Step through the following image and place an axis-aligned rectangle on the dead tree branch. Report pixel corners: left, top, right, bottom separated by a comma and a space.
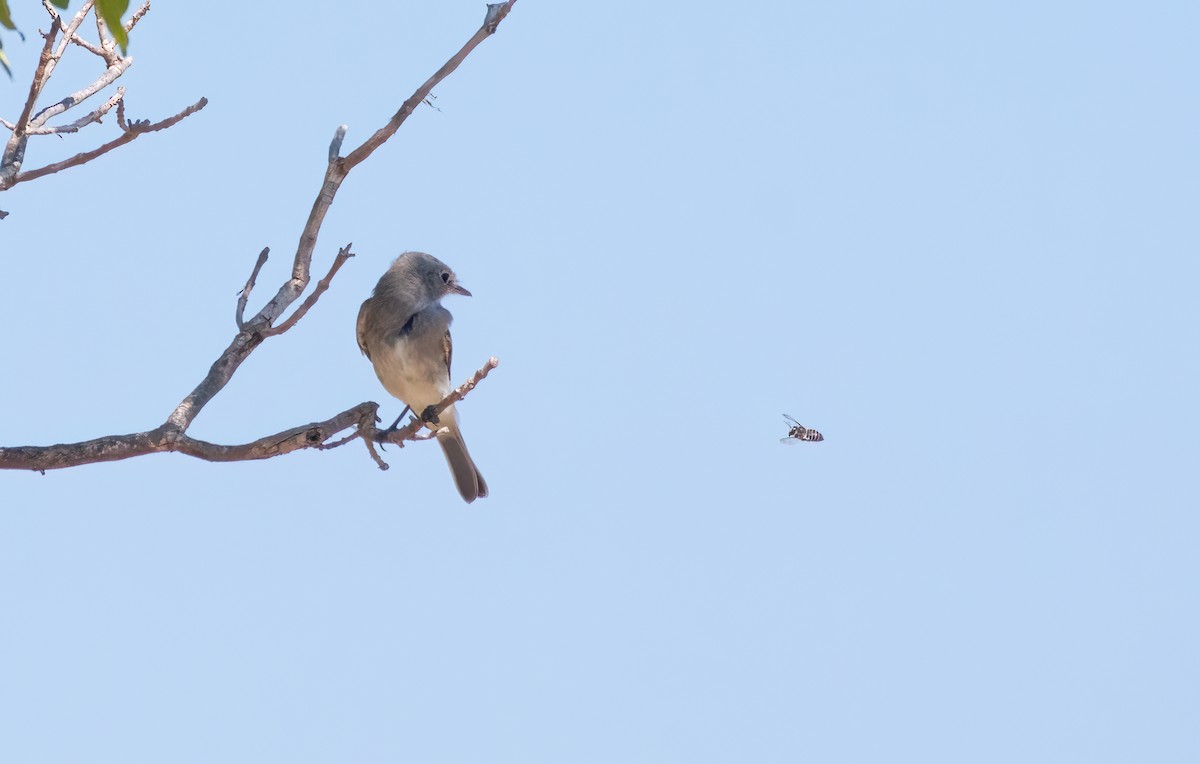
342, 1, 517, 171
10, 96, 208, 185
0, 1, 204, 200
0, 2, 516, 472
0, 16, 60, 182
236, 248, 272, 331
17, 87, 126, 135
260, 244, 356, 338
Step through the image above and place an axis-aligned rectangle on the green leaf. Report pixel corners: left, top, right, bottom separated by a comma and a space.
0, 0, 16, 31
0, 0, 9, 80
95, 0, 129, 53
49, 0, 70, 8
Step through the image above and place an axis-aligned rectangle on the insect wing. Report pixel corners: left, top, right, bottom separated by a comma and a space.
781, 414, 824, 444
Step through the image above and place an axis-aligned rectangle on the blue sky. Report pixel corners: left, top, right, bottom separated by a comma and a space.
2, 2, 1198, 762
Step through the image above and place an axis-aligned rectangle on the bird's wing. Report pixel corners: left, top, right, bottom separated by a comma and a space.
442, 328, 454, 383
356, 300, 372, 360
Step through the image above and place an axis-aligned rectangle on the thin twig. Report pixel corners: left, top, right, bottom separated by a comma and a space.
10, 97, 207, 186
236, 247, 270, 330
64, 30, 106, 58
23, 87, 123, 135
356, 406, 389, 470
28, 56, 132, 129
316, 430, 362, 451
115, 96, 129, 130
94, 4, 109, 51
47, 0, 106, 60
124, 1, 150, 32
13, 120, 135, 182
260, 244, 355, 337
341, 0, 517, 172
328, 124, 346, 162
45, 1, 97, 71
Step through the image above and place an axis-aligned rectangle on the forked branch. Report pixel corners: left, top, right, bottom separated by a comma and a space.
0, 1, 204, 198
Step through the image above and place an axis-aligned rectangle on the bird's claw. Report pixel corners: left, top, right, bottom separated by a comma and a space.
420, 405, 440, 425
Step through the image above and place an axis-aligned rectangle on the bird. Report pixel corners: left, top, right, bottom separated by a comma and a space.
357, 251, 488, 503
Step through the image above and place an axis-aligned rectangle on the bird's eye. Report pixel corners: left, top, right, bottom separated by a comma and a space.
441, 271, 451, 283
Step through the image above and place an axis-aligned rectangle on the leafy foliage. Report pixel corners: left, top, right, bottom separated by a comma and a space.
0, 0, 132, 77
0, 0, 18, 77
95, 0, 127, 52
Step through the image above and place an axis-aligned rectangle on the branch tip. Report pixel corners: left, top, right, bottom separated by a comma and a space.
329, 124, 347, 162
236, 247, 270, 329
484, 1, 517, 32
124, 2, 151, 33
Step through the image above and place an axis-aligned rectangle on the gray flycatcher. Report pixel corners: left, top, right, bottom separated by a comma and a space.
357, 251, 488, 503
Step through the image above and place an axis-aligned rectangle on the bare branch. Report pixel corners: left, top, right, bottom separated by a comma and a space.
341, 0, 517, 172
0, 404, 380, 472
261, 244, 355, 337
94, 4, 110, 51
45, 1, 97, 70
250, 149, 345, 329
28, 56, 132, 129
47, 0, 106, 60
10, 124, 134, 184
236, 248, 271, 330
15, 18, 61, 133
124, 1, 151, 33
0, 17, 61, 182
484, 1, 517, 33
1, 2, 176, 197
329, 123, 347, 162
356, 407, 390, 470
21, 87, 124, 135
64, 30, 106, 58
170, 406, 374, 462
9, 96, 207, 186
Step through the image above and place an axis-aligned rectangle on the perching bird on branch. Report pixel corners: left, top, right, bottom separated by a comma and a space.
358, 252, 488, 503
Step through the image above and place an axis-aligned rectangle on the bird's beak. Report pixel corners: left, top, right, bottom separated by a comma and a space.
452, 283, 473, 297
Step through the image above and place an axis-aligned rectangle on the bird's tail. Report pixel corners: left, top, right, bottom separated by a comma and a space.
437, 422, 488, 504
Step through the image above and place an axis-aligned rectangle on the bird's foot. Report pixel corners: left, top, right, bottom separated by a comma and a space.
420, 405, 440, 425
377, 405, 413, 450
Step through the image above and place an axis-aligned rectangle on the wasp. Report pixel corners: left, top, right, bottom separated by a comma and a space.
781, 414, 824, 444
